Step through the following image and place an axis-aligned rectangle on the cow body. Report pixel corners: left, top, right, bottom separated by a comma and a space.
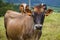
4, 10, 42, 40
4, 3, 53, 40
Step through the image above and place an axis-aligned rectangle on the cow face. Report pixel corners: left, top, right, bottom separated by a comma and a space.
33, 6, 45, 30
33, 4, 53, 30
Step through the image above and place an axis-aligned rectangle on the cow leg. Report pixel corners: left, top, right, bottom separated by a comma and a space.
5, 31, 10, 40
5, 30, 11, 40
6, 30, 9, 40
4, 18, 10, 40
6, 34, 11, 40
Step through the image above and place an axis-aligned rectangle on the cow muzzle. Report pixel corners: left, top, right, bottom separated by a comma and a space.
34, 24, 42, 30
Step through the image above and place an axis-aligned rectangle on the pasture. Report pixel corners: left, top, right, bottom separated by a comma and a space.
0, 12, 60, 40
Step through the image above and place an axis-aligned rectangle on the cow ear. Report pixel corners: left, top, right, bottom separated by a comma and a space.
45, 9, 53, 16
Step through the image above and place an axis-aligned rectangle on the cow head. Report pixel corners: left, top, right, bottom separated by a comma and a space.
33, 4, 53, 30
33, 5, 44, 30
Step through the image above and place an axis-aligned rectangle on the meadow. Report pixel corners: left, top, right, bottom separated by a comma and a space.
0, 12, 60, 40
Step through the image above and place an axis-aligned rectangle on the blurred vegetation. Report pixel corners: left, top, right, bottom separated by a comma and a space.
0, 0, 19, 17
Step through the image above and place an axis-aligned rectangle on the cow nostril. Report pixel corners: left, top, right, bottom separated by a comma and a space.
36, 26, 42, 30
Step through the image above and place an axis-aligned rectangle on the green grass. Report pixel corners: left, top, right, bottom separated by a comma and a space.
0, 12, 60, 40
40, 12, 60, 40
0, 17, 7, 40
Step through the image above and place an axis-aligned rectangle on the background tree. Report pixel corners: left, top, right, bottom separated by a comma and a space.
0, 0, 19, 17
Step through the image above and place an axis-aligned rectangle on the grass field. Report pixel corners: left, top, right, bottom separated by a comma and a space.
0, 12, 60, 40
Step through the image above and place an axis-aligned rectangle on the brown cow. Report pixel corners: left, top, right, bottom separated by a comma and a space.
4, 10, 42, 40
4, 4, 53, 40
